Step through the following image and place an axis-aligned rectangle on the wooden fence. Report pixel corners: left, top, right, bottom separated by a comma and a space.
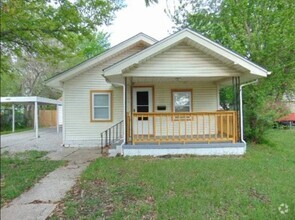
39, 110, 57, 127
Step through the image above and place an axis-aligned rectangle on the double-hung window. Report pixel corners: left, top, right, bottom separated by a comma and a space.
90, 90, 112, 121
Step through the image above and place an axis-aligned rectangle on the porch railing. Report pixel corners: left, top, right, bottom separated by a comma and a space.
100, 120, 124, 151
129, 111, 238, 144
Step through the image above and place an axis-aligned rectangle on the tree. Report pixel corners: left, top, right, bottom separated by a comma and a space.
169, 0, 295, 142
145, 0, 159, 7
0, 0, 124, 74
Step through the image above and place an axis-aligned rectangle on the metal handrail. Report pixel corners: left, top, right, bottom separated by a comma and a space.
100, 120, 124, 151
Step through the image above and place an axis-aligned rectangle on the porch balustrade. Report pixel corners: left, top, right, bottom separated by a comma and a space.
127, 111, 238, 144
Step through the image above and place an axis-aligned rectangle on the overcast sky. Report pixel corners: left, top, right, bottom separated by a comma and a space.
104, 0, 175, 46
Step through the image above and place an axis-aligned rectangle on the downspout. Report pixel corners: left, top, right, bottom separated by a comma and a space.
239, 79, 258, 148
103, 75, 126, 155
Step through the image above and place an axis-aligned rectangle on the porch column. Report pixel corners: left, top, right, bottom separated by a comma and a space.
12, 104, 15, 132
125, 77, 128, 143
232, 76, 240, 141
56, 104, 59, 133
34, 101, 39, 138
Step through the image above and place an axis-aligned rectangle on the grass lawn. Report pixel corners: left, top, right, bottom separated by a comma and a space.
51, 129, 295, 219
0, 151, 65, 207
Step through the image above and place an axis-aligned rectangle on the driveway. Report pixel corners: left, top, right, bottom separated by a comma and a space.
0, 128, 62, 152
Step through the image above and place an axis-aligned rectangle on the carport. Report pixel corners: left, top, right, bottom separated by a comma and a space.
1, 96, 62, 138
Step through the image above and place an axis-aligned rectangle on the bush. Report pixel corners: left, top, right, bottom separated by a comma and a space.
0, 108, 28, 132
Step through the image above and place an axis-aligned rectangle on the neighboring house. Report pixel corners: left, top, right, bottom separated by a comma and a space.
283, 93, 295, 112
47, 29, 270, 156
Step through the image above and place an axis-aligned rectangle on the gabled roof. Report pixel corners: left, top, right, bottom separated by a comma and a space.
46, 33, 157, 89
103, 29, 271, 80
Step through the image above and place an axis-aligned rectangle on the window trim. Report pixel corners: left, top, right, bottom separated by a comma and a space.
90, 90, 113, 122
171, 89, 193, 113
171, 89, 193, 121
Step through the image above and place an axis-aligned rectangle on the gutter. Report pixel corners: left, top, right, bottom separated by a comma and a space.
103, 75, 126, 155
239, 79, 258, 148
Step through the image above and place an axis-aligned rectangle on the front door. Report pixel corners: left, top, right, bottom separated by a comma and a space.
133, 87, 153, 135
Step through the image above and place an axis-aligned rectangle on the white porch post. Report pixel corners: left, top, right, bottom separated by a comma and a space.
12, 104, 15, 132
56, 105, 59, 133
34, 101, 39, 138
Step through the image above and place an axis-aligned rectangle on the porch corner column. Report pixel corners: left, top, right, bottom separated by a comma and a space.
125, 77, 128, 144
56, 104, 60, 133
34, 101, 39, 138
12, 104, 15, 132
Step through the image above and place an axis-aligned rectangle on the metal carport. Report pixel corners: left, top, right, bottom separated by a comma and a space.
0, 96, 62, 138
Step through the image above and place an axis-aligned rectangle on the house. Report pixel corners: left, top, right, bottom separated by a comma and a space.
283, 92, 295, 112
46, 29, 270, 156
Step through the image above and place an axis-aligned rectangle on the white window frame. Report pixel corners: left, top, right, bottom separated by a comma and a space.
172, 90, 192, 113
90, 90, 112, 122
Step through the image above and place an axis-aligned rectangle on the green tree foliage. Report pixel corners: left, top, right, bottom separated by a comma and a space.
0, 0, 123, 98
145, 0, 158, 7
168, 0, 295, 142
0, 0, 124, 74
0, 0, 122, 131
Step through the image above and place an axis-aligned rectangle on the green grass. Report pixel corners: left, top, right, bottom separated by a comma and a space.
51, 129, 295, 219
0, 127, 33, 135
0, 151, 65, 207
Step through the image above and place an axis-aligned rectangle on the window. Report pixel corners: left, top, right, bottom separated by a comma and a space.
90, 90, 112, 121
172, 90, 192, 112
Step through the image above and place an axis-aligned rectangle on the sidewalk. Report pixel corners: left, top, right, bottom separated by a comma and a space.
1, 147, 101, 220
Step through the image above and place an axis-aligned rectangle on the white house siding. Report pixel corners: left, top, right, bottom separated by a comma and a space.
128, 81, 218, 137
124, 41, 239, 77
63, 44, 148, 147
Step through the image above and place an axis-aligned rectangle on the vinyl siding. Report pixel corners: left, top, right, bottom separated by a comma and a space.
63, 44, 147, 147
124, 42, 238, 77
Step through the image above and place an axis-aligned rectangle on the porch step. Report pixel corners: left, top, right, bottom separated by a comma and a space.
107, 140, 124, 157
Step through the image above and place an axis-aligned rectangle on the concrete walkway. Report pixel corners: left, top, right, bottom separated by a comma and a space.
1, 147, 101, 220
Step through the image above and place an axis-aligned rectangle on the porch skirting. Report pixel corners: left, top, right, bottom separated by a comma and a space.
122, 142, 246, 156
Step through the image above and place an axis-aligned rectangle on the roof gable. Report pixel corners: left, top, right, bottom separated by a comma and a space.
124, 41, 240, 78
103, 29, 270, 78
46, 33, 157, 89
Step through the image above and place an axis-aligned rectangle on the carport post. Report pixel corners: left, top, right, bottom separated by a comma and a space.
56, 104, 59, 133
34, 101, 39, 138
12, 104, 15, 132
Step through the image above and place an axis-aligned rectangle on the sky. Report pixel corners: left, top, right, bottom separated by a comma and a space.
104, 0, 175, 46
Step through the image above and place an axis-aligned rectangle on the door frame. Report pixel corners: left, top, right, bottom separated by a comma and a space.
131, 85, 155, 136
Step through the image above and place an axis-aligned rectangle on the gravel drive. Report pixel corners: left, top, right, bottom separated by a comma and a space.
1, 128, 62, 153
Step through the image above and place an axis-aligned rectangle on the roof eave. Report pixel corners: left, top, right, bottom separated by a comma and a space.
46, 33, 158, 87
103, 28, 270, 78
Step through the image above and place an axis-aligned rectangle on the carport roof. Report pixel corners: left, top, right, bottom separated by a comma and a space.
1, 96, 62, 105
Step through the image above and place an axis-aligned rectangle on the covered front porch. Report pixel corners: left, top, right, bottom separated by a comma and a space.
103, 77, 244, 156
121, 75, 241, 152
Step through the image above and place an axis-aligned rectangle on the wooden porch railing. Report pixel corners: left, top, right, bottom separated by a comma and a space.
128, 111, 238, 144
